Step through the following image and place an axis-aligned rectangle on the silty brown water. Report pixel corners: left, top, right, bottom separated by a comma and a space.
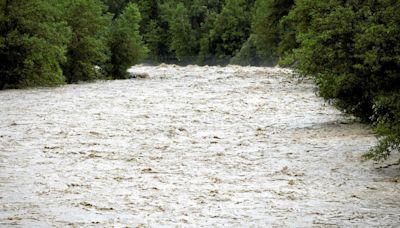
0, 64, 399, 227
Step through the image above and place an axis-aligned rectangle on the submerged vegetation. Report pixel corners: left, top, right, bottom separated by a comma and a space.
0, 0, 399, 160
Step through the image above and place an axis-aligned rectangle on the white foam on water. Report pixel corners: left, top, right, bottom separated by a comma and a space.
0, 65, 399, 227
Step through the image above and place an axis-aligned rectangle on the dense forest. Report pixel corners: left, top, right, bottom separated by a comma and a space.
0, 0, 399, 160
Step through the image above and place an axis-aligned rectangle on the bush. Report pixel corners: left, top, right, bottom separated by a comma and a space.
282, 0, 400, 160
0, 0, 70, 89
107, 3, 147, 79
62, 0, 111, 83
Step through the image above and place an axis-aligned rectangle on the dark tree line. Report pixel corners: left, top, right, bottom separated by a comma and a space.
0, 0, 145, 89
0, 0, 399, 159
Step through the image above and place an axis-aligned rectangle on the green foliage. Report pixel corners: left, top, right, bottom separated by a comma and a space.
198, 11, 218, 64
168, 3, 196, 62
252, 0, 294, 64
108, 3, 147, 79
282, 0, 400, 159
62, 0, 111, 83
101, 0, 129, 17
105, 0, 256, 65
0, 0, 71, 89
230, 34, 266, 66
364, 93, 400, 160
138, 0, 172, 62
209, 0, 251, 63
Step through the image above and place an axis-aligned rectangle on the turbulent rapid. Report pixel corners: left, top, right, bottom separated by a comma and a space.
0, 65, 399, 226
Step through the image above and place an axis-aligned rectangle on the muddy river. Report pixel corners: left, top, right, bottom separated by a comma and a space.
0, 65, 399, 227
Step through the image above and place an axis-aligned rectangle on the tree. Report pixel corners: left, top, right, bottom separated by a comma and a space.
0, 0, 71, 89
101, 0, 130, 18
209, 0, 251, 63
142, 20, 164, 62
230, 34, 265, 66
168, 3, 196, 62
198, 11, 219, 64
137, 0, 172, 62
62, 0, 111, 83
283, 0, 400, 159
252, 0, 294, 64
355, 0, 400, 159
108, 3, 147, 79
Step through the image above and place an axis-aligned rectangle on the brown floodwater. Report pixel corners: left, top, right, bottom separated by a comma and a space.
0, 65, 399, 227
